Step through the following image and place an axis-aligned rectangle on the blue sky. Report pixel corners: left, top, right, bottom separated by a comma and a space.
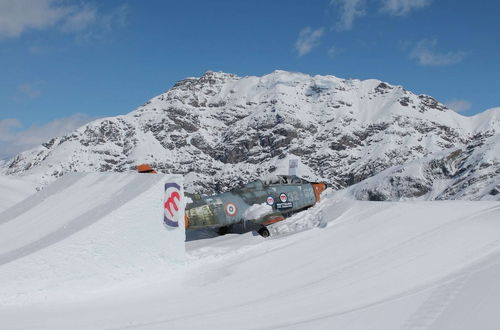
0, 0, 499, 158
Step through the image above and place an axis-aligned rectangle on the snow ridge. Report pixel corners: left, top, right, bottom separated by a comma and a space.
2, 70, 499, 200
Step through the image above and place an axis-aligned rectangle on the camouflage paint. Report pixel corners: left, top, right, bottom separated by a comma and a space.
185, 176, 324, 229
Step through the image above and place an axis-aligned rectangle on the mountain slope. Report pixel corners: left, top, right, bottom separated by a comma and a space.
2, 192, 500, 329
347, 132, 500, 201
0, 174, 36, 212
2, 71, 499, 198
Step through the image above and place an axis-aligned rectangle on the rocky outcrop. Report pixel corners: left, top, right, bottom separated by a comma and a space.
2, 71, 499, 199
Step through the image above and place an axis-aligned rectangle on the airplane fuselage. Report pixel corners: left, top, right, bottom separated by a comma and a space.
185, 176, 327, 229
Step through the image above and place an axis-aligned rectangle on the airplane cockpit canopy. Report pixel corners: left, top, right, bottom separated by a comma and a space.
262, 175, 310, 185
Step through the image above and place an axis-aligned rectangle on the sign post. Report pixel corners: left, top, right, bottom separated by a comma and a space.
289, 159, 299, 176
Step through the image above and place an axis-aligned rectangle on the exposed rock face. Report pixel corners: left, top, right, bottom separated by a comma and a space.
348, 132, 500, 201
2, 70, 499, 200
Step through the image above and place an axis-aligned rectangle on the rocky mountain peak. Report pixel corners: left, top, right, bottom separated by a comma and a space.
2, 71, 499, 200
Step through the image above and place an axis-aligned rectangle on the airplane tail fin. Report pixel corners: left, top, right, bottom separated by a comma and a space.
312, 183, 328, 202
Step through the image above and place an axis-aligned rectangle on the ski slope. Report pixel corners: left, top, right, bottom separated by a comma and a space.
1, 179, 500, 329
0, 172, 185, 305
0, 174, 36, 212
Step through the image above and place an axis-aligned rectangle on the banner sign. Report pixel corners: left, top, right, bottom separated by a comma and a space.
164, 182, 182, 228
289, 159, 299, 176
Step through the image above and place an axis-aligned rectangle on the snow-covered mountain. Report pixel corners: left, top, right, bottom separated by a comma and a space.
347, 132, 500, 201
2, 70, 499, 199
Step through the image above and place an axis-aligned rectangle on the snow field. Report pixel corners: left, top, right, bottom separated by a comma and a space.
1, 182, 500, 329
180, 198, 500, 330
0, 173, 185, 305
0, 174, 36, 212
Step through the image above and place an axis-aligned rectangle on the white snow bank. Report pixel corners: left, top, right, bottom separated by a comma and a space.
242, 202, 273, 220
0, 174, 37, 213
0, 172, 186, 305
2, 189, 500, 330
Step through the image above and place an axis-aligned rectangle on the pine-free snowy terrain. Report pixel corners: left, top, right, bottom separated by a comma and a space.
1, 176, 499, 330
0, 174, 36, 212
0, 173, 185, 305
3, 71, 499, 200
1, 70, 498, 329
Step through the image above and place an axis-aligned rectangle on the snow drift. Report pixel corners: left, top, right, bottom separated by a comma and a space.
2, 190, 500, 329
0, 174, 36, 212
0, 172, 185, 304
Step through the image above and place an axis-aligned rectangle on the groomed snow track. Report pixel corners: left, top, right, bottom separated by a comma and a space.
1, 180, 500, 329
0, 172, 185, 304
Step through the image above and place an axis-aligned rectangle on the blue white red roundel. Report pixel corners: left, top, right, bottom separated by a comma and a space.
279, 193, 288, 203
266, 196, 274, 205
225, 202, 238, 216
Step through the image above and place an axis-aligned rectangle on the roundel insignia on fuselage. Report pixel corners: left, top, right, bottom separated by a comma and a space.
225, 202, 238, 216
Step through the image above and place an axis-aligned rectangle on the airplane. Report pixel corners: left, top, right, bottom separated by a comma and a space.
137, 164, 327, 237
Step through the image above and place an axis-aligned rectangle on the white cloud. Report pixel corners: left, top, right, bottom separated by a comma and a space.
0, 0, 66, 39
295, 27, 324, 56
330, 0, 366, 31
328, 45, 338, 58
329, 0, 430, 32
74, 4, 129, 43
445, 100, 472, 113
0, 0, 128, 41
0, 114, 94, 159
16, 82, 44, 99
410, 39, 466, 66
101, 4, 129, 31
380, 0, 431, 16
0, 119, 22, 139
60, 4, 97, 33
